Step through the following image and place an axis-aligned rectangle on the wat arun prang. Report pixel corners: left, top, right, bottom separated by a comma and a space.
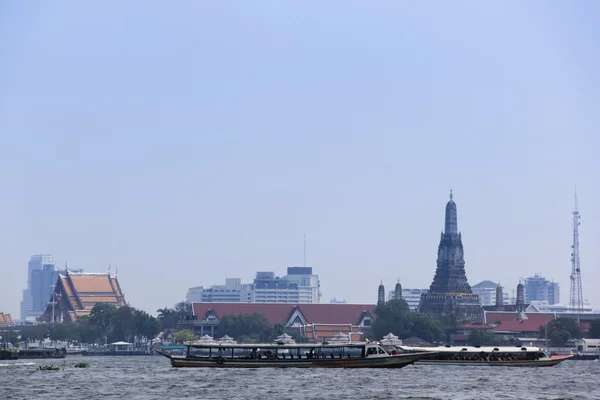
418, 191, 483, 322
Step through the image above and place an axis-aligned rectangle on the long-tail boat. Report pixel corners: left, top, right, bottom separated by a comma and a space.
155, 341, 434, 368
389, 345, 573, 367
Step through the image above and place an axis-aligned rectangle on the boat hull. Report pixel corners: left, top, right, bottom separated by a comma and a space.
163, 351, 428, 369
415, 354, 573, 367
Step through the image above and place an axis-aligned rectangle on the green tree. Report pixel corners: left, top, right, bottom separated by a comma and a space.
74, 316, 101, 344
540, 318, 581, 346
274, 324, 285, 336
110, 306, 136, 342
411, 314, 444, 343
173, 330, 197, 344
157, 301, 190, 330
220, 313, 274, 342
174, 302, 192, 316
48, 323, 72, 343
133, 311, 160, 342
90, 303, 117, 333
468, 329, 500, 346
19, 324, 49, 343
369, 299, 413, 340
290, 332, 309, 343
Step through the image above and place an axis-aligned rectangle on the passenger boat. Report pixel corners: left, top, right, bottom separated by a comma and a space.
155, 341, 435, 368
389, 345, 573, 367
17, 347, 67, 359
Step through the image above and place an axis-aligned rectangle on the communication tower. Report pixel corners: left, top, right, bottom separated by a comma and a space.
569, 189, 583, 312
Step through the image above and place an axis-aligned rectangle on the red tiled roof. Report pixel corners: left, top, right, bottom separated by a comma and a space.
484, 312, 555, 325
192, 303, 295, 324
298, 304, 376, 325
492, 316, 555, 333
191, 303, 377, 326
458, 322, 493, 330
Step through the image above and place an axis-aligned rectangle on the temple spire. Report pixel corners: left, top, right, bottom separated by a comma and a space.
444, 190, 458, 234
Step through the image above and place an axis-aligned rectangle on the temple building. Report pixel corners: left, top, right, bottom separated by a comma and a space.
38, 271, 126, 323
181, 303, 376, 342
0, 312, 13, 328
418, 191, 483, 321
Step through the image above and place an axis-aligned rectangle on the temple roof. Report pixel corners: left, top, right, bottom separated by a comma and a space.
192, 303, 376, 326
40, 271, 126, 321
0, 312, 13, 327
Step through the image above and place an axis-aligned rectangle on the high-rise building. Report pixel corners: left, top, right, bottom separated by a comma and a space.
523, 274, 560, 305
185, 267, 321, 304
20, 254, 54, 321
472, 281, 510, 306
186, 278, 253, 303
418, 192, 483, 321
20, 254, 84, 322
279, 267, 321, 303
389, 288, 429, 311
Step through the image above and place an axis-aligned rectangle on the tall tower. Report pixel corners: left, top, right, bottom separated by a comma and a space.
569, 189, 583, 312
418, 191, 482, 321
516, 282, 525, 312
394, 281, 402, 301
495, 283, 504, 310
378, 282, 386, 305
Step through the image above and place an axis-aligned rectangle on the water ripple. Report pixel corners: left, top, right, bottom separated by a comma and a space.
0, 357, 596, 399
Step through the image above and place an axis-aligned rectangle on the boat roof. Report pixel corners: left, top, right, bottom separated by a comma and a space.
397, 345, 545, 353
185, 341, 381, 349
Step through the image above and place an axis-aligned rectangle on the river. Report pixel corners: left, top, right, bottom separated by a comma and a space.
1, 356, 597, 399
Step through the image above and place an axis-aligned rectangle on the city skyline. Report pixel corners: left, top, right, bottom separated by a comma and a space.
1, 2, 599, 318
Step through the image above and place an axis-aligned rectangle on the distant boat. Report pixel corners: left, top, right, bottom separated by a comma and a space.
155, 341, 434, 368
17, 348, 67, 359
390, 345, 573, 367
82, 341, 152, 356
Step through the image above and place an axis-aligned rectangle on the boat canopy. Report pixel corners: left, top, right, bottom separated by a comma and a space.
185, 342, 384, 350
398, 345, 546, 354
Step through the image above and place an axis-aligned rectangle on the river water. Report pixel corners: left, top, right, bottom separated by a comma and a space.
0, 356, 598, 399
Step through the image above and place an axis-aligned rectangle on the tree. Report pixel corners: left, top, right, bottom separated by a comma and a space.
19, 324, 49, 343
75, 316, 101, 344
220, 313, 274, 342
157, 301, 191, 330
290, 332, 309, 343
590, 319, 600, 338
411, 314, 444, 343
110, 306, 136, 342
540, 318, 581, 346
469, 329, 500, 346
90, 304, 117, 333
174, 302, 192, 316
369, 299, 414, 340
134, 311, 161, 342
48, 323, 72, 343
173, 330, 196, 344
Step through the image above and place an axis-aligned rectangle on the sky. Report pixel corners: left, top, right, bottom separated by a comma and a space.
1, 1, 599, 318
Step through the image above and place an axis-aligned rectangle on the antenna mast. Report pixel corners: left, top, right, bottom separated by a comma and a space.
569, 188, 583, 313
303, 234, 307, 267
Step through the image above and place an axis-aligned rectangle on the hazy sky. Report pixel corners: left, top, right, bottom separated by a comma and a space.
1, 1, 599, 318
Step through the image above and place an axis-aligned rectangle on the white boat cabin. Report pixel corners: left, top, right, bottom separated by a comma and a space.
184, 342, 392, 360
394, 345, 550, 361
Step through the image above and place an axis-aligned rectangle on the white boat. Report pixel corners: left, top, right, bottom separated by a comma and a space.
389, 345, 573, 367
